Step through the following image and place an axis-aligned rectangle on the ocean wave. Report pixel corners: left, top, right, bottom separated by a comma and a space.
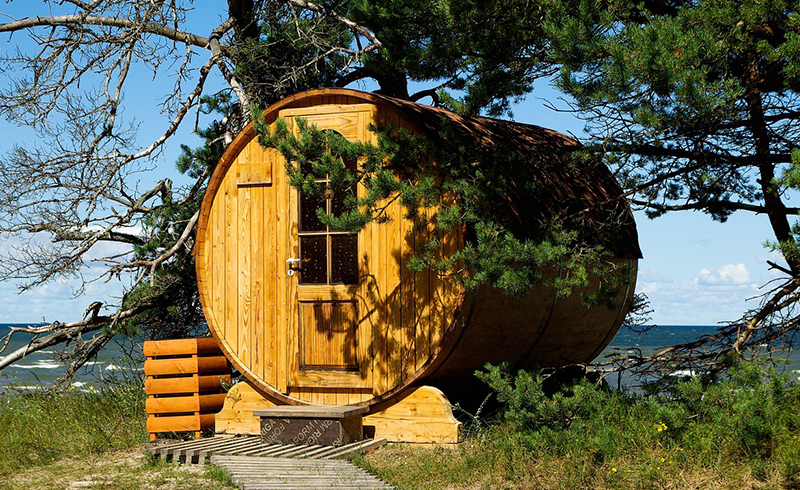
14, 361, 62, 370
103, 364, 142, 371
2, 385, 45, 392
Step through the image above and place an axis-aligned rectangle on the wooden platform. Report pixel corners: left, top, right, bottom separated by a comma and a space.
148, 436, 387, 465
211, 455, 395, 490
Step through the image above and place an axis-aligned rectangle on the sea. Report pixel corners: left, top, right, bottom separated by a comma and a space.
0, 324, 144, 392
0, 323, 798, 393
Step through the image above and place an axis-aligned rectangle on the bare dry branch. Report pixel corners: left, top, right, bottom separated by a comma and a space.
0, 15, 211, 49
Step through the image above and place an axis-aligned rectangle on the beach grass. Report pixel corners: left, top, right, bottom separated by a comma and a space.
0, 382, 147, 474
0, 381, 239, 490
1, 360, 798, 489
362, 361, 800, 489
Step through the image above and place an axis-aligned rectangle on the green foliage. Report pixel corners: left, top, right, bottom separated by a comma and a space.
233, 3, 355, 107
255, 113, 628, 300
364, 362, 800, 490
0, 383, 146, 474
543, 0, 800, 264
478, 361, 800, 468
347, 0, 557, 115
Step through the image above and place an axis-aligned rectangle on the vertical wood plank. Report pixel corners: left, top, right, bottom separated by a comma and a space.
238, 177, 251, 368
415, 205, 432, 370
386, 110, 403, 392
264, 149, 278, 387
211, 181, 225, 336
357, 109, 374, 398
224, 169, 239, 356
286, 117, 300, 389
275, 124, 289, 394
371, 108, 388, 396
251, 183, 264, 382
400, 189, 416, 381
440, 193, 461, 346
429, 200, 445, 351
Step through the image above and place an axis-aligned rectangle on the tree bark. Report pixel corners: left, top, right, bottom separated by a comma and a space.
745, 59, 799, 274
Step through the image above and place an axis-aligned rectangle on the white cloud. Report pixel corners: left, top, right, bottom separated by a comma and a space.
696, 263, 751, 285
635, 263, 765, 325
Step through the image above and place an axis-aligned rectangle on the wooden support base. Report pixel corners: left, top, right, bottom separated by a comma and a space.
215, 381, 461, 444
215, 381, 279, 435
364, 386, 462, 444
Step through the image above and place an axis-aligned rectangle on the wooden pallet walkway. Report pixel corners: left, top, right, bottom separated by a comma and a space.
148, 436, 387, 464
211, 455, 395, 490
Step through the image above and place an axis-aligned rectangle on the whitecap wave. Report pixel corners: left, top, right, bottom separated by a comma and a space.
15, 361, 62, 370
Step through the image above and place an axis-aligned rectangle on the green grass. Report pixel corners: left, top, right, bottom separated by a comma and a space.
3, 360, 799, 489
0, 382, 238, 490
0, 382, 147, 474
362, 361, 800, 490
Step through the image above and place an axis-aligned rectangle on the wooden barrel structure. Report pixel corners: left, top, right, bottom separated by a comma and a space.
194, 88, 641, 410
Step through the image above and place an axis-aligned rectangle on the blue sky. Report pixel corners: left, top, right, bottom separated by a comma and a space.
0, 2, 787, 326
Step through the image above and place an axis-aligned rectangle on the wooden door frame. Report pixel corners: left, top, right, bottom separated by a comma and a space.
279, 105, 378, 392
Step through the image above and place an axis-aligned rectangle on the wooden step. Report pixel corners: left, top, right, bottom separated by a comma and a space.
254, 405, 369, 446
148, 436, 387, 465
211, 455, 395, 490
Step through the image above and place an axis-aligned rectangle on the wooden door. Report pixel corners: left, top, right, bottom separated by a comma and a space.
279, 104, 377, 392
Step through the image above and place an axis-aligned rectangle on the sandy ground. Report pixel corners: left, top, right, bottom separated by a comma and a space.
1, 446, 234, 490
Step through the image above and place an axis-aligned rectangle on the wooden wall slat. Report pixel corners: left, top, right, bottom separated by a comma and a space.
358, 109, 376, 403
430, 203, 445, 350
211, 173, 225, 337
386, 108, 403, 392
401, 188, 416, 380
224, 166, 239, 356
238, 174, 252, 368
286, 137, 300, 390
415, 207, 432, 370
251, 182, 264, 382
275, 134, 289, 393
264, 148, 278, 387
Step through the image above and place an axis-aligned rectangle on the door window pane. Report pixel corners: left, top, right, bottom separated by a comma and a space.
299, 236, 327, 284
330, 187, 355, 220
299, 192, 326, 232
331, 235, 359, 285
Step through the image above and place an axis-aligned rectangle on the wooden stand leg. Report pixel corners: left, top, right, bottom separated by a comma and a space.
364, 386, 462, 444
215, 380, 279, 436
214, 381, 462, 444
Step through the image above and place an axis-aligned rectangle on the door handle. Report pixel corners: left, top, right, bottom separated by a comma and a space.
286, 258, 303, 277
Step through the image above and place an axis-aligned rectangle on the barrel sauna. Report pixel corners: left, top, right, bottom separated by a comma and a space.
194, 88, 641, 412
